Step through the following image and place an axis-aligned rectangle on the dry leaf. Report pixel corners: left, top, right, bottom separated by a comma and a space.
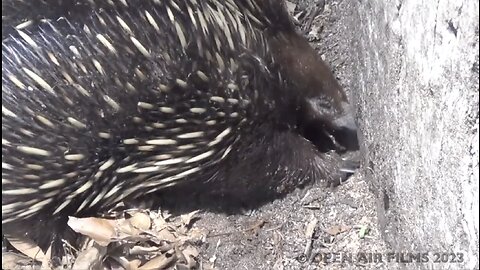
181, 245, 199, 268
157, 227, 178, 243
129, 212, 152, 230
139, 251, 176, 270
128, 258, 142, 270
245, 220, 267, 236
117, 218, 142, 236
68, 216, 116, 246
180, 210, 201, 228
129, 245, 162, 256
72, 245, 106, 270
151, 213, 168, 228
5, 236, 47, 262
324, 224, 351, 236
2, 252, 36, 269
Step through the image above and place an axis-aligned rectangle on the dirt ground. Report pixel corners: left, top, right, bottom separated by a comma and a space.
195, 174, 389, 270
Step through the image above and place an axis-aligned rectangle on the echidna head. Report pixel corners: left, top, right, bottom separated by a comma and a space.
240, 0, 359, 155
268, 30, 359, 156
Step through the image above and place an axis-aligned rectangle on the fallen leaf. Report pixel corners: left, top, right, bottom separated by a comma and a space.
139, 250, 176, 270
2, 252, 36, 269
128, 259, 142, 270
324, 225, 351, 236
181, 245, 199, 268
5, 236, 47, 262
180, 210, 201, 228
72, 244, 106, 270
157, 227, 178, 243
68, 216, 116, 246
129, 212, 152, 231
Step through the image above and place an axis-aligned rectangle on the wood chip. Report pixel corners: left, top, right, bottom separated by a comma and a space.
305, 217, 318, 239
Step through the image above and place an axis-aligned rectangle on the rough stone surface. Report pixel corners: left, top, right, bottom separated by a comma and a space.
345, 0, 479, 269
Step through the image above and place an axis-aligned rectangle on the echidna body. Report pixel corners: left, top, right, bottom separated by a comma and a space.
2, 0, 359, 254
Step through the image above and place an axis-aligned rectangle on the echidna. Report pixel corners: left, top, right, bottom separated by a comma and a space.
2, 0, 359, 260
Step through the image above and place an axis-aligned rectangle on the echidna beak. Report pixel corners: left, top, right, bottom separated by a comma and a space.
331, 109, 357, 132
330, 103, 360, 152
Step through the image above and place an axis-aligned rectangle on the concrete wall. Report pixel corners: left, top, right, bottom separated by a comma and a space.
346, 0, 479, 269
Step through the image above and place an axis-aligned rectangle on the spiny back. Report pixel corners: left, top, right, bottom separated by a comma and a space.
2, 0, 294, 223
